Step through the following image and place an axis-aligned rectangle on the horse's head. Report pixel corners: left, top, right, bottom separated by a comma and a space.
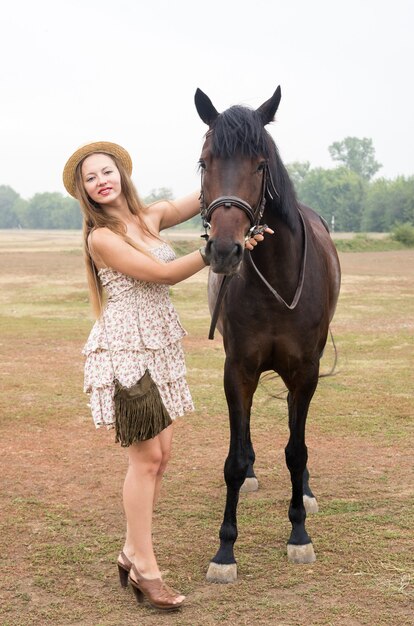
195, 86, 281, 274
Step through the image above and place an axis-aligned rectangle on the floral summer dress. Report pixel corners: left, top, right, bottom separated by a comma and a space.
83, 242, 194, 429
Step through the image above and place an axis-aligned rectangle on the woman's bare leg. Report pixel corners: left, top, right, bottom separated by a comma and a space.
121, 425, 174, 577
153, 423, 173, 506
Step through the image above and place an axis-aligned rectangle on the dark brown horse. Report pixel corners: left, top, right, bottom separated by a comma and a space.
194, 86, 341, 583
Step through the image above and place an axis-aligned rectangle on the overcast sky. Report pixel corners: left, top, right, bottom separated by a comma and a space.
1, 0, 413, 200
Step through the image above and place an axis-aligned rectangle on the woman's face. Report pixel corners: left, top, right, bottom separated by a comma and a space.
81, 153, 123, 204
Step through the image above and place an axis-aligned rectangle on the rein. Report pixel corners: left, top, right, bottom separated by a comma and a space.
208, 274, 232, 340
245, 208, 308, 310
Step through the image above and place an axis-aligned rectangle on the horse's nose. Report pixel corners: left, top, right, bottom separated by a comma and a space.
206, 238, 243, 274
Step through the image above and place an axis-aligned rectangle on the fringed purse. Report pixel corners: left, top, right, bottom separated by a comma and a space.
91, 262, 172, 446
114, 370, 172, 446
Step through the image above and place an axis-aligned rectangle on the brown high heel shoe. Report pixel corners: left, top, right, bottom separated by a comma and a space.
129, 564, 185, 611
117, 551, 133, 588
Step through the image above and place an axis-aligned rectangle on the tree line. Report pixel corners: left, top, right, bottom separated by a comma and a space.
0, 137, 413, 232
0, 186, 179, 231
287, 137, 414, 232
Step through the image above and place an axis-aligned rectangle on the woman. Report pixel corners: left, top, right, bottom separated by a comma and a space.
62, 141, 270, 612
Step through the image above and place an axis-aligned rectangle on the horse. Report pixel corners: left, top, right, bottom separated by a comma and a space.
194, 86, 341, 583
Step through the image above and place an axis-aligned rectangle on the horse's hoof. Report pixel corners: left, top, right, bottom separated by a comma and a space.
240, 477, 259, 493
287, 543, 316, 564
303, 495, 319, 514
206, 562, 238, 583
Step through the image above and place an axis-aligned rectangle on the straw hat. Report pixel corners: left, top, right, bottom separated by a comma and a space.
62, 141, 133, 197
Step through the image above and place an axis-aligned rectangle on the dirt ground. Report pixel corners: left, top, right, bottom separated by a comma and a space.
0, 233, 413, 626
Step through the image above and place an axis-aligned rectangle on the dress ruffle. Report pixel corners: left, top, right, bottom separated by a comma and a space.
84, 342, 188, 390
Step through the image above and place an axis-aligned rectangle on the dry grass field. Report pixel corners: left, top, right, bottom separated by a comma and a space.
0, 230, 413, 626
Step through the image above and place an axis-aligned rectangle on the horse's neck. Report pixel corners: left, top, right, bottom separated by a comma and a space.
270, 198, 302, 249
252, 205, 304, 295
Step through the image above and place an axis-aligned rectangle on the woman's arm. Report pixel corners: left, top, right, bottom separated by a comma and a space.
89, 228, 206, 285
149, 191, 200, 231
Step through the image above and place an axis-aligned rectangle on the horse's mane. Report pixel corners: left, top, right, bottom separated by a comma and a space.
211, 106, 270, 158
211, 105, 298, 229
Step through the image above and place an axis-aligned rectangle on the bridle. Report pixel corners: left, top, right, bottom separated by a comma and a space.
199, 162, 278, 240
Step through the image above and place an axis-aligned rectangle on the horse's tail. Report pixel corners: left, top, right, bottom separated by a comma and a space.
319, 328, 338, 378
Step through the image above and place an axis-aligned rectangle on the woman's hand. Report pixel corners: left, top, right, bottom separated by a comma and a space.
244, 226, 274, 250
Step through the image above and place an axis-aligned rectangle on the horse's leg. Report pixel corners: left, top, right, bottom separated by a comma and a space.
240, 434, 258, 493
206, 359, 259, 583
285, 377, 318, 564
303, 466, 319, 513
300, 344, 334, 514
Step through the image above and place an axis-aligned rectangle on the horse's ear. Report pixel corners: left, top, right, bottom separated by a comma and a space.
257, 86, 282, 125
194, 88, 219, 126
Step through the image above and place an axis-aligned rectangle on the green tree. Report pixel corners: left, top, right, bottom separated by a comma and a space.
361, 178, 391, 231
386, 176, 414, 226
286, 161, 311, 193
328, 137, 381, 181
362, 176, 414, 231
391, 222, 414, 246
21, 193, 82, 229
0, 185, 26, 228
144, 187, 174, 204
300, 166, 366, 231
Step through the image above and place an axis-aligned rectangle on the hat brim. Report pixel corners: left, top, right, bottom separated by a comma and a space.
62, 141, 133, 198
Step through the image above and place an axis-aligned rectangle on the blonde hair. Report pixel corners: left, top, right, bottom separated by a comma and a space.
75, 152, 159, 317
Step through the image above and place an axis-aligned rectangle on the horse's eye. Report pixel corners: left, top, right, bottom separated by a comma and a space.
198, 159, 206, 170
257, 162, 266, 172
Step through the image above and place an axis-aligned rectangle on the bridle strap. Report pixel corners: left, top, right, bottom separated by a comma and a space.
265, 163, 279, 202
205, 196, 256, 225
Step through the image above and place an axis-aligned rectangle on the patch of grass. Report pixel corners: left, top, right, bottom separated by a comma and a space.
0, 233, 413, 626
333, 234, 405, 252
320, 499, 367, 515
